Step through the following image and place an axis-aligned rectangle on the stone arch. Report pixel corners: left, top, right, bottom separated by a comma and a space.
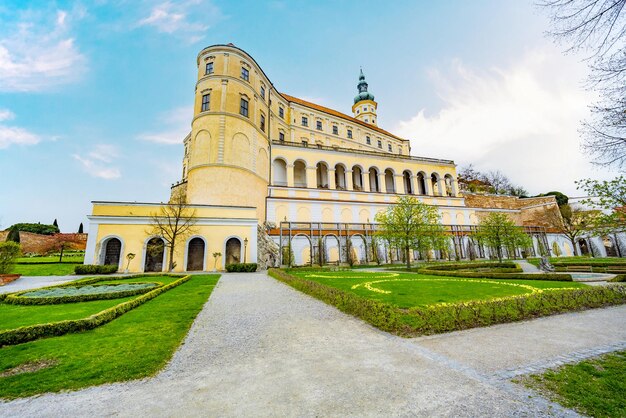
416, 171, 427, 195
403, 170, 413, 194
257, 148, 269, 180
225, 132, 251, 166
275, 205, 288, 223
431, 172, 442, 196
272, 158, 287, 186
323, 234, 341, 264
225, 237, 242, 265
369, 167, 380, 192
322, 207, 334, 222
296, 206, 311, 222
578, 239, 590, 256
186, 236, 206, 271
290, 233, 313, 266
100, 236, 123, 270
444, 174, 457, 197
341, 207, 353, 223
442, 211, 451, 225
191, 129, 211, 167
456, 213, 465, 225
334, 163, 347, 190
350, 233, 368, 264
294, 160, 307, 187
352, 165, 364, 191
316, 161, 330, 188
603, 236, 618, 257
384, 169, 395, 193
359, 208, 370, 223
144, 237, 166, 272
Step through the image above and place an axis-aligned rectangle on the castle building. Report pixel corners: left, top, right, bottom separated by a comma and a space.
85, 44, 595, 272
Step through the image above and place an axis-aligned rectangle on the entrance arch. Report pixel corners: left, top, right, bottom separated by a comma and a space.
186, 237, 206, 271
225, 237, 242, 265
144, 237, 165, 272
102, 237, 122, 268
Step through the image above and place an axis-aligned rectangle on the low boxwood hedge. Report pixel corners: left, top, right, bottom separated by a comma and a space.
0, 275, 190, 347
225, 263, 257, 272
74, 264, 118, 275
269, 269, 626, 337
610, 275, 626, 282
3, 282, 160, 305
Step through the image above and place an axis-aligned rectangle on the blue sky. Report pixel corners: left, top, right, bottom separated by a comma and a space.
0, 0, 618, 231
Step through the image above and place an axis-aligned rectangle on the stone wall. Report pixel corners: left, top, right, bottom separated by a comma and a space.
0, 231, 87, 254
465, 193, 561, 228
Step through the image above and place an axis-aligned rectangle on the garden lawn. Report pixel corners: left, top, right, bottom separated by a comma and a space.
12, 263, 79, 276
517, 350, 626, 417
290, 270, 586, 309
0, 275, 178, 331
0, 274, 219, 399
527, 256, 626, 266
16, 255, 85, 264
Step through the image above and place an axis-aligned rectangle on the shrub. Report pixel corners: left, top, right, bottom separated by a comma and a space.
5, 223, 59, 235
0, 241, 21, 274
610, 275, 626, 282
74, 264, 118, 275
0, 275, 190, 347
225, 263, 257, 272
269, 269, 626, 337
6, 227, 20, 243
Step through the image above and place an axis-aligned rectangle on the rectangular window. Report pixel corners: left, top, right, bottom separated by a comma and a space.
241, 67, 249, 81
201, 93, 210, 112
205, 62, 213, 75
377, 140, 382, 148
260, 86, 266, 99
301, 116, 308, 127
302, 140, 308, 147
388, 143, 392, 152
279, 132, 285, 142
366, 136, 371, 145
260, 114, 265, 132
316, 120, 323, 131
347, 129, 352, 139
332, 125, 338, 135
279, 107, 284, 119
240, 98, 249, 117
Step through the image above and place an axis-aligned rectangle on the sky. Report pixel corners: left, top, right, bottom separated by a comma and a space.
0, 0, 619, 232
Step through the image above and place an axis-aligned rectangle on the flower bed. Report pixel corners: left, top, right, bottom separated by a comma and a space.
4, 283, 159, 305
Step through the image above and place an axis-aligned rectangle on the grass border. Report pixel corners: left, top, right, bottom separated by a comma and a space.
0, 275, 190, 347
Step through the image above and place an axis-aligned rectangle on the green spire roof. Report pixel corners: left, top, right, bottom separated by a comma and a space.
354, 68, 375, 104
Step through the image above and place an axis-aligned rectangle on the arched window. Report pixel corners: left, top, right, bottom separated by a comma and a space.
186, 237, 205, 271
225, 237, 242, 265
272, 158, 287, 186
102, 238, 122, 268
316, 162, 329, 188
335, 164, 346, 190
416, 172, 427, 195
352, 166, 363, 191
144, 237, 165, 272
431, 173, 442, 196
368, 167, 380, 192
384, 169, 395, 193
294, 160, 307, 187
403, 170, 413, 194
444, 174, 456, 197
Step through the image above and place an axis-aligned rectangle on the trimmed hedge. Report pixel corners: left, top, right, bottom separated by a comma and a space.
75, 264, 118, 275
3, 282, 160, 305
610, 275, 626, 282
421, 262, 518, 271
0, 275, 190, 347
269, 269, 626, 337
225, 263, 258, 272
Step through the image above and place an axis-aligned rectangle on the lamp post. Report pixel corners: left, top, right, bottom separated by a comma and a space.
244, 237, 248, 263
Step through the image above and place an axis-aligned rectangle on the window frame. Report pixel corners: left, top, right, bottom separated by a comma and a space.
205, 62, 214, 75
377, 139, 382, 149
278, 106, 284, 119
332, 125, 338, 135
241, 67, 250, 81
347, 129, 353, 139
260, 114, 266, 132
201, 93, 210, 112
301, 116, 308, 127
366, 136, 371, 145
279, 132, 285, 142
240, 98, 249, 117
316, 120, 323, 131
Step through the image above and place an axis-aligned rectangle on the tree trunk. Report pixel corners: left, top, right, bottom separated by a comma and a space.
169, 241, 176, 272
59, 245, 64, 263
405, 246, 411, 270
570, 237, 579, 256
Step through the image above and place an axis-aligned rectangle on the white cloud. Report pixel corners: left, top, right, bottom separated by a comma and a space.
0, 8, 87, 92
73, 144, 121, 179
394, 48, 618, 196
0, 109, 40, 149
136, 0, 221, 41
137, 106, 192, 145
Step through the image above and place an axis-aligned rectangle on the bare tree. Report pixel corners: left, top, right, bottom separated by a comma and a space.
543, 203, 594, 256
148, 189, 197, 271
540, 0, 626, 169
484, 170, 513, 195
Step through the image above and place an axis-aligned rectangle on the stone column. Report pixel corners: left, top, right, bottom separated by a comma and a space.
286, 164, 294, 187
328, 168, 336, 189
378, 172, 386, 193
395, 174, 405, 194
346, 170, 353, 191
406, 175, 415, 195
423, 173, 433, 196
364, 171, 372, 192
306, 166, 317, 189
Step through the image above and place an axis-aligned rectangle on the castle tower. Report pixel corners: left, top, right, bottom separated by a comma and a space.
179, 44, 271, 221
351, 69, 377, 126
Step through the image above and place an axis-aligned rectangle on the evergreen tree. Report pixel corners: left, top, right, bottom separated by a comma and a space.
6, 227, 20, 243
78, 223, 84, 233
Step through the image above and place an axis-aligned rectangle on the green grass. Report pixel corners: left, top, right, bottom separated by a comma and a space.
527, 256, 626, 266
290, 270, 586, 309
16, 255, 84, 264
517, 350, 626, 417
0, 274, 219, 399
12, 263, 79, 276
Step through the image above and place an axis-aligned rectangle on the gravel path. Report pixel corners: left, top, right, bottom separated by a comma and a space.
2, 272, 625, 417
0, 275, 80, 294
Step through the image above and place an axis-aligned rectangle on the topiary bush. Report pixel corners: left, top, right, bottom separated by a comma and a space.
74, 264, 118, 275
0, 241, 21, 274
225, 263, 257, 272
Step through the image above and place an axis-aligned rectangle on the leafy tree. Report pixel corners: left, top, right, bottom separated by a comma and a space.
0, 241, 21, 274
375, 196, 446, 269
6, 227, 20, 243
6, 223, 59, 235
543, 204, 594, 257
148, 189, 197, 271
473, 213, 532, 262
576, 176, 626, 210
78, 223, 84, 233
590, 211, 626, 256
535, 191, 569, 207
540, 0, 625, 168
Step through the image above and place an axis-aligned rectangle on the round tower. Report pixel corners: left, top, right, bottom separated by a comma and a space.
351, 69, 378, 126
183, 44, 271, 221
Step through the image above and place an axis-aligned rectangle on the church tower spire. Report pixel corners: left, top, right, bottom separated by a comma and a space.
352, 69, 378, 126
